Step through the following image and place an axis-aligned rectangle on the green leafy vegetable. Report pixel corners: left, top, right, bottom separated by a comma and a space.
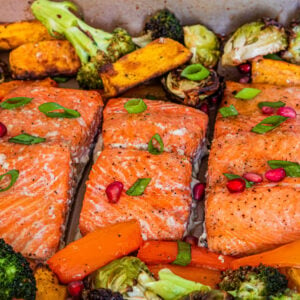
126, 178, 151, 196
172, 241, 191, 267
124, 99, 147, 114
52, 76, 70, 83
181, 64, 210, 81
0, 169, 19, 192
145, 269, 211, 300
223, 173, 254, 188
0, 97, 33, 110
219, 105, 238, 117
148, 133, 164, 155
38, 102, 80, 118
251, 115, 288, 134
235, 88, 261, 100
258, 101, 285, 109
8, 133, 46, 145
268, 160, 300, 177
264, 53, 284, 61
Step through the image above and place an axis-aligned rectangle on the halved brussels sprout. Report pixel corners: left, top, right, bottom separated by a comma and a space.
184, 25, 220, 68
282, 21, 300, 64
222, 18, 287, 66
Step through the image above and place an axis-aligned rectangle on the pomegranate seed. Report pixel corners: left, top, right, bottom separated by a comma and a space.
184, 235, 198, 246
226, 178, 246, 193
277, 106, 296, 118
211, 96, 218, 104
238, 63, 251, 74
239, 76, 250, 84
243, 172, 263, 183
0, 122, 7, 137
67, 281, 84, 297
105, 181, 123, 203
261, 106, 274, 115
199, 103, 209, 114
265, 168, 286, 182
193, 183, 205, 201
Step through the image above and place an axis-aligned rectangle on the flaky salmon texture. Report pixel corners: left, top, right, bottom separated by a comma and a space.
0, 86, 103, 166
0, 143, 72, 260
206, 81, 300, 256
80, 148, 192, 240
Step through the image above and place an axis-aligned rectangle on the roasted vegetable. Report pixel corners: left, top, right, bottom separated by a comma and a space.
282, 22, 300, 64
145, 268, 211, 300
35, 264, 67, 300
0, 238, 36, 300
48, 220, 143, 284
0, 59, 10, 84
32, 0, 136, 89
184, 25, 220, 68
0, 78, 57, 100
85, 256, 159, 299
9, 40, 80, 79
162, 66, 220, 106
132, 9, 183, 48
181, 290, 233, 300
219, 265, 288, 299
222, 18, 287, 66
0, 20, 53, 50
82, 288, 124, 300
100, 38, 192, 98
286, 268, 300, 291
252, 58, 300, 86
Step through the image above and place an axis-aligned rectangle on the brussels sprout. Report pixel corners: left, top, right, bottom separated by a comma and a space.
183, 25, 220, 68
162, 67, 220, 107
222, 18, 288, 66
282, 22, 300, 64
88, 256, 159, 299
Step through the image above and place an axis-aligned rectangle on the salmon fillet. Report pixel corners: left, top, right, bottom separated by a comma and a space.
215, 81, 300, 137
103, 98, 208, 159
1, 86, 103, 165
207, 131, 300, 187
206, 181, 300, 255
0, 142, 71, 260
80, 148, 192, 240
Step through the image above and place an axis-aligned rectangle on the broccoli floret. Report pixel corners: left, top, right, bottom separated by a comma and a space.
282, 21, 300, 64
219, 265, 288, 299
132, 9, 183, 47
222, 18, 287, 66
0, 238, 36, 300
31, 0, 136, 89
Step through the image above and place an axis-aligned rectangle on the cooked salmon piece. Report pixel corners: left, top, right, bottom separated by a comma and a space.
0, 78, 57, 100
206, 181, 300, 256
207, 131, 300, 187
80, 148, 192, 240
0, 142, 71, 260
103, 98, 208, 160
0, 86, 103, 166
215, 81, 300, 137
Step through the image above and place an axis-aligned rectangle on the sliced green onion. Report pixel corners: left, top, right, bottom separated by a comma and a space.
172, 240, 191, 266
181, 64, 210, 81
8, 133, 46, 145
148, 133, 164, 155
38, 102, 80, 118
0, 169, 19, 192
264, 54, 283, 61
52, 76, 70, 83
126, 178, 151, 196
258, 101, 285, 109
235, 88, 261, 100
219, 105, 238, 117
251, 115, 287, 134
0, 97, 33, 109
124, 99, 147, 114
267, 160, 300, 177
223, 173, 253, 188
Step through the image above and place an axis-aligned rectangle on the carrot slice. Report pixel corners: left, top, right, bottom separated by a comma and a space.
48, 220, 143, 284
148, 264, 221, 288
137, 241, 235, 271
231, 240, 300, 269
